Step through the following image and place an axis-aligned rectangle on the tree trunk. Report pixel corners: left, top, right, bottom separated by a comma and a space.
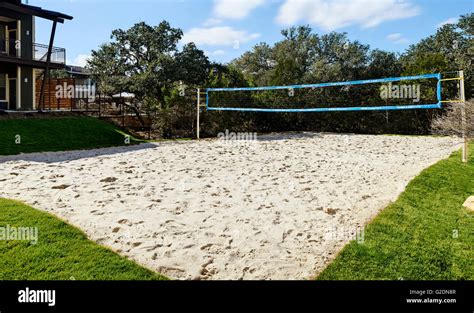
125, 103, 145, 127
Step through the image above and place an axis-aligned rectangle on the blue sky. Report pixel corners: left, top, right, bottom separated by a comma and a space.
30, 0, 473, 66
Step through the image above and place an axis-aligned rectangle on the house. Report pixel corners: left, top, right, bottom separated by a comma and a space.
0, 0, 72, 111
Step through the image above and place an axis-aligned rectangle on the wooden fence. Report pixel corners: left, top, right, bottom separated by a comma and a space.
35, 78, 85, 110
35, 78, 153, 131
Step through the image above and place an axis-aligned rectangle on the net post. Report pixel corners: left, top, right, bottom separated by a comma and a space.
459, 70, 468, 163
197, 88, 200, 140
437, 73, 442, 106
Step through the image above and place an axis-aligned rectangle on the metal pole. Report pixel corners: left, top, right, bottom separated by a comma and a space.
39, 20, 57, 112
459, 70, 468, 163
197, 88, 200, 140
48, 77, 51, 111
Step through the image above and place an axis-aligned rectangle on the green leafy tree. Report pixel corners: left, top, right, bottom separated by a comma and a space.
401, 13, 473, 97
232, 43, 275, 86
206, 63, 249, 88
271, 25, 319, 85
88, 43, 126, 97
308, 32, 369, 83
49, 69, 69, 79
88, 21, 210, 130
175, 43, 210, 85
367, 50, 402, 78
402, 52, 448, 75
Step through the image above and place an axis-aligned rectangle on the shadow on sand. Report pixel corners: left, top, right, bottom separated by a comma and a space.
0, 143, 159, 164
0, 132, 369, 164
255, 131, 343, 142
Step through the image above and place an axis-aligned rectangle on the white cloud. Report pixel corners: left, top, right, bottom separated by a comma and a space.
182, 26, 260, 46
202, 18, 223, 27
205, 49, 226, 57
386, 33, 409, 44
437, 17, 459, 28
70, 54, 90, 67
214, 0, 265, 19
195, 0, 263, 48
276, 0, 421, 31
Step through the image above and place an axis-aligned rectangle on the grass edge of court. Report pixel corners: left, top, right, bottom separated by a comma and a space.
0, 116, 144, 156
316, 141, 474, 280
0, 198, 168, 280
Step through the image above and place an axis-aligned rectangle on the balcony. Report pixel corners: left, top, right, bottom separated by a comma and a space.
0, 38, 66, 65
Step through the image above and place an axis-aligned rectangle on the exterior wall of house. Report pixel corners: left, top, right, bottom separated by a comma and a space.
0, 63, 17, 110
20, 14, 33, 60
18, 14, 34, 110
0, 26, 5, 45
20, 66, 34, 110
0, 72, 6, 110
0, 65, 34, 111
0, 13, 35, 110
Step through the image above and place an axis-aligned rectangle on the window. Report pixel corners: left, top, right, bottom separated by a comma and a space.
0, 74, 6, 101
0, 26, 5, 53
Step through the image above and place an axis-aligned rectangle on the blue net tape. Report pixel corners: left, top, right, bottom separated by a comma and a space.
206, 73, 443, 112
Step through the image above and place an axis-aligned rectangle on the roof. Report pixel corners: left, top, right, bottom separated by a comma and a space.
0, 0, 73, 23
65, 65, 91, 76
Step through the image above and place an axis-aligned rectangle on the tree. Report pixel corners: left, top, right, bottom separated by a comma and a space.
401, 13, 473, 97
308, 32, 370, 83
206, 63, 249, 88
49, 69, 69, 79
175, 43, 210, 86
367, 50, 402, 78
109, 21, 182, 110
88, 43, 126, 97
402, 52, 448, 75
87, 21, 210, 130
271, 25, 319, 85
232, 43, 275, 86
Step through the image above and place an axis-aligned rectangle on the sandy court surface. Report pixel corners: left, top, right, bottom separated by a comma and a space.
0, 133, 461, 280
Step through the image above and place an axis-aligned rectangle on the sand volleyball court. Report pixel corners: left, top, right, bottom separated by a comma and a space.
0, 133, 460, 280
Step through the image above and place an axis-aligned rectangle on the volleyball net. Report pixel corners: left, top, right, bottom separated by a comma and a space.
205, 73, 448, 113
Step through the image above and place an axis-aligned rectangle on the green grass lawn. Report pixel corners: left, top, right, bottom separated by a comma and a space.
0, 199, 167, 280
318, 143, 474, 280
0, 116, 142, 156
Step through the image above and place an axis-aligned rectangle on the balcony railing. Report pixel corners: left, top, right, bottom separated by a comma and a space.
0, 38, 66, 65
